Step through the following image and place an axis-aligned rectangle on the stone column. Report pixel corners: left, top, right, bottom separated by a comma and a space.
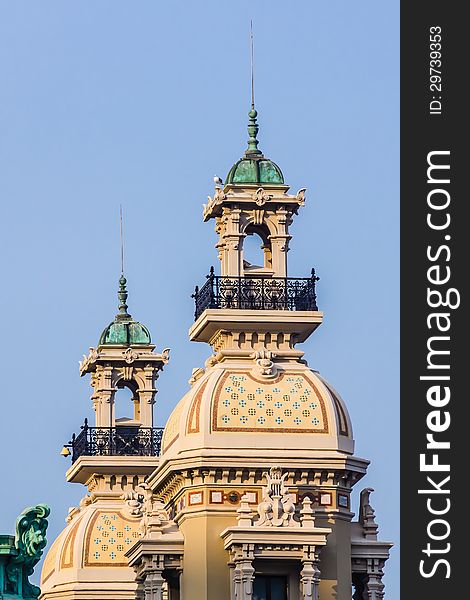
144, 570, 166, 600
300, 546, 321, 600
269, 236, 290, 277
222, 208, 243, 277
92, 366, 114, 427
138, 390, 155, 428
364, 559, 385, 600
231, 545, 255, 600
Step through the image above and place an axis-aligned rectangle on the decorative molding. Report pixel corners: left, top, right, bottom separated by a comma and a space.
252, 187, 272, 206
187, 379, 209, 434
60, 514, 83, 569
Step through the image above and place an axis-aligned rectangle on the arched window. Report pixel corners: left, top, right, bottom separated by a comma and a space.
113, 383, 140, 423
243, 224, 272, 271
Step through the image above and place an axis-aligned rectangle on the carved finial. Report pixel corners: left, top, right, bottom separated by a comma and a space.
237, 495, 254, 527
246, 107, 262, 156
116, 274, 131, 321
359, 487, 379, 540
300, 496, 316, 529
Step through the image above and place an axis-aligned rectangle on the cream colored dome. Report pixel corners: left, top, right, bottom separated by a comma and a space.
160, 362, 353, 463
40, 499, 141, 598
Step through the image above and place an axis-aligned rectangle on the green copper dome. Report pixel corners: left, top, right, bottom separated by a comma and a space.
226, 156, 284, 185
99, 275, 151, 346
225, 107, 284, 186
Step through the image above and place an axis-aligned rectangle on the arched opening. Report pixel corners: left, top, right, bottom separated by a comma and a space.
243, 224, 272, 272
113, 383, 140, 425
113, 383, 143, 457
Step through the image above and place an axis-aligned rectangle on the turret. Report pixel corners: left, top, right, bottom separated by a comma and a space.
41, 276, 169, 600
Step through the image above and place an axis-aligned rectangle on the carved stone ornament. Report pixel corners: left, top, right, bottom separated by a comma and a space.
252, 187, 272, 206
121, 491, 145, 519
205, 355, 218, 368
203, 187, 226, 216
123, 347, 139, 364
137, 483, 171, 537
296, 188, 307, 205
256, 467, 298, 528
79, 347, 100, 374
188, 367, 205, 385
214, 186, 226, 204
121, 366, 134, 381
250, 349, 278, 379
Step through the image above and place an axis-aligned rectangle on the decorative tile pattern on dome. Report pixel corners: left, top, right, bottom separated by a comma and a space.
212, 371, 328, 433
84, 511, 140, 567
187, 379, 209, 434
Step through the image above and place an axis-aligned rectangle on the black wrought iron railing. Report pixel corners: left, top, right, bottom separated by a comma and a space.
192, 267, 319, 320
67, 419, 164, 462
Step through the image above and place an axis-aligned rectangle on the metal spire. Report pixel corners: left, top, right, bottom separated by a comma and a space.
120, 204, 125, 275
250, 19, 255, 110
246, 21, 262, 157
116, 205, 131, 320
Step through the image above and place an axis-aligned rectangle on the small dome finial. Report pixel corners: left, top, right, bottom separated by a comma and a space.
245, 107, 262, 156
116, 274, 131, 320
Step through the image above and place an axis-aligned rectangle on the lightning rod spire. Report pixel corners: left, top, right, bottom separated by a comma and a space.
245, 20, 262, 156
250, 19, 255, 109
120, 204, 125, 276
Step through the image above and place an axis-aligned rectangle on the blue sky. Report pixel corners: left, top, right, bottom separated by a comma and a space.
0, 1, 399, 595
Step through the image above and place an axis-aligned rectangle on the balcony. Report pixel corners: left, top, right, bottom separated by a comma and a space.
192, 268, 319, 320
66, 419, 164, 462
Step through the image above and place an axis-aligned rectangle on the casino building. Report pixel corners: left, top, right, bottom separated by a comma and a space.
39, 101, 392, 600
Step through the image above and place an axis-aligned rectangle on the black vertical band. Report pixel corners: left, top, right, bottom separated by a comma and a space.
401, 3, 466, 597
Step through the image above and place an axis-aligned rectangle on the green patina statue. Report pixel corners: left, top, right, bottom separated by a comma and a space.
0, 504, 50, 599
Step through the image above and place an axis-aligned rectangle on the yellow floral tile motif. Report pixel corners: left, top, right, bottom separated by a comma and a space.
212, 371, 328, 433
84, 511, 140, 567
